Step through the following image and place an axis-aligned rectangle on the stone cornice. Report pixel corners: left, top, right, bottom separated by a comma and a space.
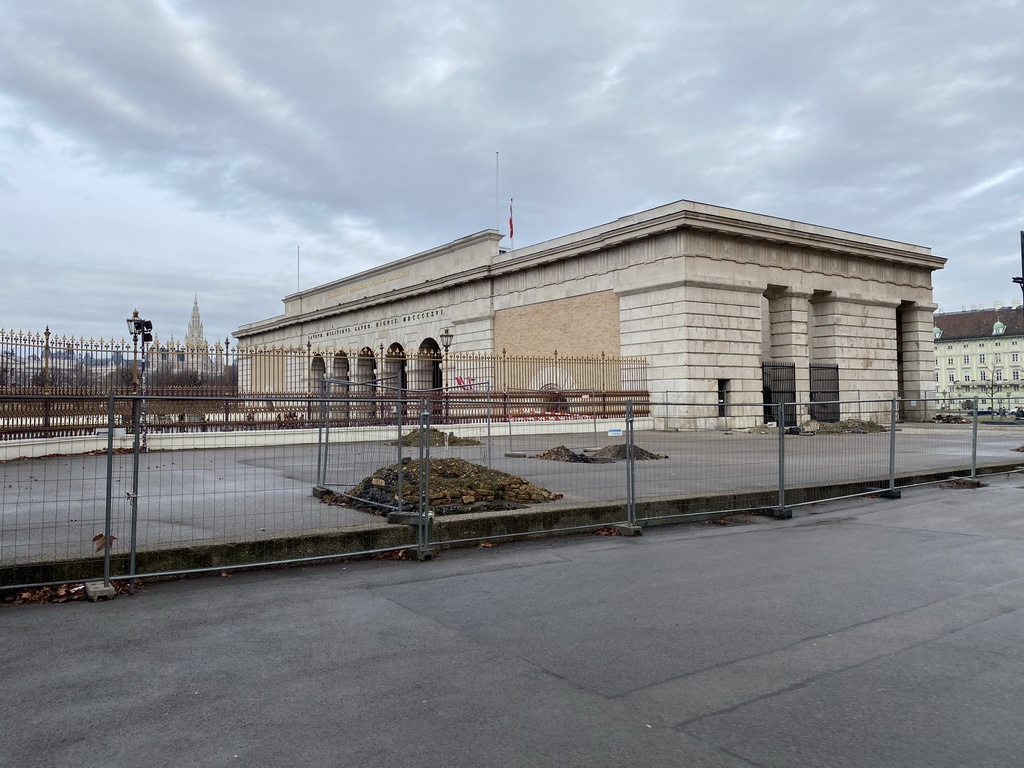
615, 277, 766, 297
493, 200, 944, 275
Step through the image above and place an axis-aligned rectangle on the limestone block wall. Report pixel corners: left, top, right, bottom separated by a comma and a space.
828, 298, 900, 421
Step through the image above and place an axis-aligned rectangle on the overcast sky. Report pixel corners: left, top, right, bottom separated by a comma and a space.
2, 0, 1023, 346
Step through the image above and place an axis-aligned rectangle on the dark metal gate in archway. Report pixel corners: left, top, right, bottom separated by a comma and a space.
762, 361, 797, 426
809, 363, 840, 423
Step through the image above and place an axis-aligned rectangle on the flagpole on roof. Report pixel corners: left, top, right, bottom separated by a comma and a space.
495, 152, 500, 234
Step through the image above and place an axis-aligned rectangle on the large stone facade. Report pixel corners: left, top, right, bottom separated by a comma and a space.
234, 200, 944, 426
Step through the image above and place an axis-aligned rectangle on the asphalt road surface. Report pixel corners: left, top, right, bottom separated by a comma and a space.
5, 471, 1024, 766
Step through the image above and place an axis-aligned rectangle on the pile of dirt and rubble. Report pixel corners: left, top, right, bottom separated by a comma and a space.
748, 419, 886, 435
530, 444, 666, 462
394, 428, 482, 447
933, 413, 971, 424
532, 446, 610, 463
803, 419, 887, 434
590, 444, 667, 460
325, 457, 557, 515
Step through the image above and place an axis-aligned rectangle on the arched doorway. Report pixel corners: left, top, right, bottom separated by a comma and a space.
414, 338, 442, 391
353, 347, 377, 421
309, 353, 326, 389
383, 343, 407, 391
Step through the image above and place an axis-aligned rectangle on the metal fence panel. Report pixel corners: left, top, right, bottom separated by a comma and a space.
5, 391, 1024, 591
424, 396, 631, 549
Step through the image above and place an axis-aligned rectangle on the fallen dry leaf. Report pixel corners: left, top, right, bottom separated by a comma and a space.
92, 533, 118, 552
372, 549, 411, 561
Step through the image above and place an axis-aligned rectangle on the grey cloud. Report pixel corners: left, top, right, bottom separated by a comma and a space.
1, 0, 1023, 338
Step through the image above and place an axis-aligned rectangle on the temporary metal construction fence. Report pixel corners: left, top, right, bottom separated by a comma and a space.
2, 395, 1022, 592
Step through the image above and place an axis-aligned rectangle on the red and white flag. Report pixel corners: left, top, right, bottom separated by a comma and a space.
508, 199, 514, 240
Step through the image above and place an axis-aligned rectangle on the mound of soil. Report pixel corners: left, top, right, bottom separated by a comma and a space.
590, 444, 666, 460
531, 445, 610, 463
329, 457, 556, 515
395, 428, 482, 447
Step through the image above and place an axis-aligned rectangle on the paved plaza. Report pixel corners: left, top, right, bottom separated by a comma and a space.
5, 472, 1024, 766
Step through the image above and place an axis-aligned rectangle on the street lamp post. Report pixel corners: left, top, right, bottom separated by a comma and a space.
439, 327, 453, 421
126, 311, 154, 452
124, 311, 153, 589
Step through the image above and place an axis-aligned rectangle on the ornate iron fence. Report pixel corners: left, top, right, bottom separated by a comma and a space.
0, 329, 648, 439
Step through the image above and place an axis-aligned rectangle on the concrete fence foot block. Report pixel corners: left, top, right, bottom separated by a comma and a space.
85, 582, 117, 601
614, 524, 643, 536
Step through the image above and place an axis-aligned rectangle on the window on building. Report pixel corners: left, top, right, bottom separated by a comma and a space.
979, 354, 986, 364
1015, 370, 1021, 381
993, 321, 1006, 335
947, 357, 954, 365
717, 379, 729, 417
948, 372, 955, 382
996, 369, 1004, 381
1014, 353, 1020, 363
996, 355, 1002, 363
996, 342, 1002, 347
980, 370, 988, 381
980, 343, 986, 348
963, 355, 970, 364
964, 372, 972, 382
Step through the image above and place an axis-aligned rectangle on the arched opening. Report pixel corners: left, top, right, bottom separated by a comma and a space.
331, 351, 350, 381
384, 343, 407, 391
354, 347, 377, 421
416, 338, 443, 391
310, 353, 326, 388
330, 351, 351, 424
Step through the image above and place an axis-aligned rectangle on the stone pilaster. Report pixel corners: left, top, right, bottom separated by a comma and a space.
766, 289, 813, 407
899, 302, 939, 421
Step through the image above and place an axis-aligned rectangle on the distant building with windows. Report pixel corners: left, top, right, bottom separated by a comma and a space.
933, 304, 1024, 408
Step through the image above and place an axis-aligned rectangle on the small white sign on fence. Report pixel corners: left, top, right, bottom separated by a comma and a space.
607, 428, 622, 437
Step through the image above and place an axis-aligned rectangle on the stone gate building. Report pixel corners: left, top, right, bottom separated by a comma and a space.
234, 199, 944, 427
